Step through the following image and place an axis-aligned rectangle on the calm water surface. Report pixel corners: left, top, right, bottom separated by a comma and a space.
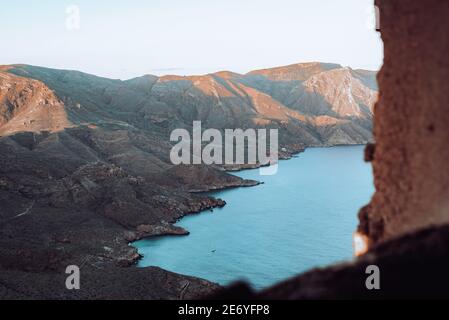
134, 146, 374, 289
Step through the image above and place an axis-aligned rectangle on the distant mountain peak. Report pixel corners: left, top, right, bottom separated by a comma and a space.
246, 61, 343, 81
211, 71, 242, 79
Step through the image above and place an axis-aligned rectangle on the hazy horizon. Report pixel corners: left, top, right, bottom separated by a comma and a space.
2, 60, 378, 81
0, 0, 382, 80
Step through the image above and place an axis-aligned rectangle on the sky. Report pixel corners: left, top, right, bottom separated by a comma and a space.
0, 0, 383, 80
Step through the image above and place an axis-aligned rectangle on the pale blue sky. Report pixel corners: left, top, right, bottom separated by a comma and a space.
0, 0, 382, 79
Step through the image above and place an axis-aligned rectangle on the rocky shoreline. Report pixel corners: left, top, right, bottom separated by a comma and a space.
128, 147, 309, 280
0, 145, 260, 299
128, 179, 264, 267
0, 129, 345, 300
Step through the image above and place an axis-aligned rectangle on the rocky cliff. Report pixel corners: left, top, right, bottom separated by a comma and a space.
356, 0, 449, 251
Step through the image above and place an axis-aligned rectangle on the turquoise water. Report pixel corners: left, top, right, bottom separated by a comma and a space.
134, 146, 374, 289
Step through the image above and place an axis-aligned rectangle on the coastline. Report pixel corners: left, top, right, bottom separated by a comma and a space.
132, 144, 372, 290
129, 145, 310, 269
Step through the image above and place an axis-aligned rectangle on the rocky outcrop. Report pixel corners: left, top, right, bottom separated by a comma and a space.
0, 67, 71, 135
356, 0, 449, 250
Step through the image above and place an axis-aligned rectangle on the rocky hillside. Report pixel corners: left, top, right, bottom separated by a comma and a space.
2, 62, 377, 146
0, 62, 377, 299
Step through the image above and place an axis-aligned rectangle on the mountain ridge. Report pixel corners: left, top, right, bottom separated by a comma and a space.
1, 62, 377, 146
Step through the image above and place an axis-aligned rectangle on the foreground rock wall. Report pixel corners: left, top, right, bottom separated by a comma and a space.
357, 0, 449, 250
213, 0, 449, 299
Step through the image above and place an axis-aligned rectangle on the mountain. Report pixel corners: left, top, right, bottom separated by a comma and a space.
0, 62, 377, 299
1, 62, 377, 145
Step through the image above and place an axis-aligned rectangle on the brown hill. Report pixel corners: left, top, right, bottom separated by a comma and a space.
2, 62, 377, 146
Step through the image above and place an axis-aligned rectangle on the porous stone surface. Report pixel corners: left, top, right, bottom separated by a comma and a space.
358, 0, 449, 247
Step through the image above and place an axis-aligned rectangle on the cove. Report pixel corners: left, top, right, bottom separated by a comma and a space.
134, 145, 374, 290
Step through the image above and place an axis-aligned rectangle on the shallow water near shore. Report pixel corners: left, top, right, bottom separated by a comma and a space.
134, 145, 374, 290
